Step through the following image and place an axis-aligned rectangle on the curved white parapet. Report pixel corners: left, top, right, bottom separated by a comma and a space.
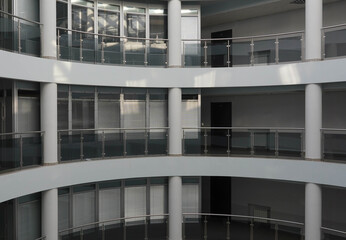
1, 156, 346, 202
1, 50, 346, 88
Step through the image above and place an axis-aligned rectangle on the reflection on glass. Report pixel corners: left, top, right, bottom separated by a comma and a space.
126, 14, 146, 38
150, 15, 167, 39
253, 39, 276, 64
232, 41, 251, 66
324, 29, 346, 58
278, 36, 301, 62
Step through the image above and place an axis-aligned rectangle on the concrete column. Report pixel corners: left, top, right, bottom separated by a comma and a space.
168, 0, 181, 67
169, 176, 182, 240
42, 189, 58, 240
41, 82, 58, 164
305, 83, 322, 160
305, 0, 323, 61
305, 183, 322, 240
40, 0, 57, 58
168, 88, 182, 155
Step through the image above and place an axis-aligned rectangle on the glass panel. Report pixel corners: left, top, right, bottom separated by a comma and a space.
98, 2, 120, 11
253, 131, 275, 156
57, 1, 68, 28
124, 6, 145, 14
18, 200, 41, 240
19, 21, 40, 56
276, 224, 302, 240
18, 97, 40, 132
83, 132, 103, 159
206, 129, 229, 155
124, 186, 146, 222
98, 10, 119, 36
72, 191, 96, 228
208, 40, 229, 67
148, 215, 168, 240
123, 101, 145, 128
0, 136, 20, 171
232, 41, 251, 66
97, 37, 123, 64
278, 132, 302, 157
59, 131, 82, 161
184, 41, 203, 67
324, 29, 346, 58
323, 133, 346, 161
150, 185, 167, 221
148, 40, 167, 66
104, 131, 124, 158
0, 200, 14, 240
184, 216, 203, 240
57, 29, 70, 60
124, 39, 145, 65
17, 0, 39, 22
72, 5, 94, 32
230, 131, 251, 155
125, 130, 146, 156
182, 184, 199, 213
148, 129, 167, 155
253, 39, 276, 65
126, 13, 145, 38
278, 36, 302, 62
58, 100, 68, 130
22, 133, 42, 167
183, 129, 203, 155
0, 13, 17, 52
72, 100, 94, 129
230, 216, 251, 240
99, 188, 121, 224
58, 194, 70, 230
98, 101, 120, 128
150, 15, 167, 39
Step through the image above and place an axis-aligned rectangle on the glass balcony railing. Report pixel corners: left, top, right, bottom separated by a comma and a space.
182, 31, 304, 67
321, 128, 346, 162
0, 10, 41, 56
0, 131, 44, 173
322, 23, 346, 59
57, 27, 168, 67
57, 128, 169, 162
183, 127, 304, 158
59, 214, 169, 240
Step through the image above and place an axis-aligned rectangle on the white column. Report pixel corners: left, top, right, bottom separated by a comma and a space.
41, 82, 58, 164
305, 0, 323, 61
305, 183, 322, 240
168, 0, 181, 67
40, 0, 57, 58
169, 176, 182, 240
42, 189, 58, 240
305, 84, 322, 160
168, 88, 182, 155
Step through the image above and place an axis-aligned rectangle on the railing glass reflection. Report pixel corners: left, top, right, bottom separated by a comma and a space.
323, 24, 346, 59
182, 31, 303, 67
58, 128, 168, 162
57, 27, 168, 67
0, 131, 44, 173
321, 128, 346, 162
59, 214, 168, 240
0, 10, 41, 56
183, 127, 304, 158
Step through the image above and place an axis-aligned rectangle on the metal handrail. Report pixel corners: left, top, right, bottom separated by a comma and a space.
0, 130, 44, 137
321, 128, 346, 132
183, 127, 304, 131
58, 127, 169, 133
322, 23, 346, 30
34, 236, 46, 240
57, 27, 168, 42
59, 214, 169, 234
321, 226, 346, 236
182, 30, 304, 42
0, 9, 42, 25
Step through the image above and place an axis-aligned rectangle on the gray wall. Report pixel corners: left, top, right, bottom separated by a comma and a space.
323, 90, 346, 128
322, 186, 346, 231
202, 92, 305, 128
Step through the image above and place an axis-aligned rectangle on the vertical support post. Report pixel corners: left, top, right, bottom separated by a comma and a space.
275, 130, 279, 157
19, 134, 23, 168
305, 0, 323, 61
40, 0, 57, 58
250, 39, 254, 66
58, 131, 61, 162
204, 40, 208, 67
122, 39, 126, 65
168, 88, 182, 155
42, 189, 58, 240
102, 224, 105, 240
144, 40, 148, 66
321, 129, 324, 160
226, 217, 230, 240
18, 19, 21, 53
204, 128, 208, 155
57, 29, 61, 60
321, 30, 326, 59
123, 130, 127, 156
305, 183, 322, 240
79, 32, 83, 62
250, 219, 254, 240
169, 177, 182, 240
227, 129, 230, 156
123, 219, 126, 240
250, 130, 255, 156
101, 40, 105, 64
275, 36, 279, 64
275, 224, 278, 240
203, 216, 208, 240
80, 228, 83, 240
227, 40, 231, 67
80, 131, 84, 160
102, 131, 105, 158
168, 0, 181, 67
145, 128, 148, 155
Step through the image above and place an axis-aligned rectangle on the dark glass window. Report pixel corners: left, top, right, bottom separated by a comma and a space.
57, 1, 68, 28
150, 15, 167, 39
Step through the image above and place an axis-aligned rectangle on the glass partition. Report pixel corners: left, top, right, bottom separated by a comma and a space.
324, 27, 346, 58
278, 36, 302, 62
322, 130, 346, 162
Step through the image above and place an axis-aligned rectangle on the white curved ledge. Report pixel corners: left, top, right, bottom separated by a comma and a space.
1, 50, 346, 88
1, 156, 346, 202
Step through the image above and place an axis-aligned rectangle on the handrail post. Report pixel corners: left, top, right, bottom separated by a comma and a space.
275, 130, 279, 157
102, 224, 105, 240
321, 29, 326, 59
165, 40, 168, 66
227, 129, 230, 156
275, 36, 279, 64
226, 217, 230, 240
80, 228, 83, 240
203, 216, 208, 240
275, 224, 278, 240
123, 39, 126, 65
250, 218, 254, 240
301, 130, 305, 158
102, 131, 105, 159
166, 129, 169, 154
80, 132, 84, 160
144, 217, 148, 240
144, 40, 148, 66
204, 128, 208, 155
58, 131, 61, 162
123, 220, 126, 240
321, 129, 324, 160
300, 227, 304, 240
57, 29, 61, 60
250, 130, 255, 156
204, 40, 208, 67
101, 40, 105, 64
227, 40, 231, 67
250, 38, 254, 66
301, 33, 305, 61
145, 129, 148, 155
80, 32, 83, 62
182, 41, 185, 67
18, 19, 21, 53
123, 130, 127, 156
182, 215, 185, 240
182, 129, 185, 155
20, 134, 23, 168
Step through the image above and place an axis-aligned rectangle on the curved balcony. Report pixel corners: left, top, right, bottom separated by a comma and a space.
57, 213, 346, 240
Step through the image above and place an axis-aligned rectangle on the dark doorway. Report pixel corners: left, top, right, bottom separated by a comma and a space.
209, 102, 232, 155
210, 177, 232, 214
211, 29, 232, 67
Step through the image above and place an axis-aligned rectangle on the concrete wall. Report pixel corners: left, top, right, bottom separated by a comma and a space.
323, 90, 346, 128
202, 1, 346, 38
202, 92, 305, 128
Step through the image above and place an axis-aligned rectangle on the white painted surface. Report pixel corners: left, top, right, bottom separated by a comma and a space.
169, 88, 182, 154
305, 84, 322, 160
169, 176, 182, 240
40, 0, 57, 58
42, 189, 58, 240
41, 83, 58, 164
168, 0, 182, 67
2, 50, 346, 88
305, 183, 322, 240
1, 156, 346, 203
305, 0, 322, 61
